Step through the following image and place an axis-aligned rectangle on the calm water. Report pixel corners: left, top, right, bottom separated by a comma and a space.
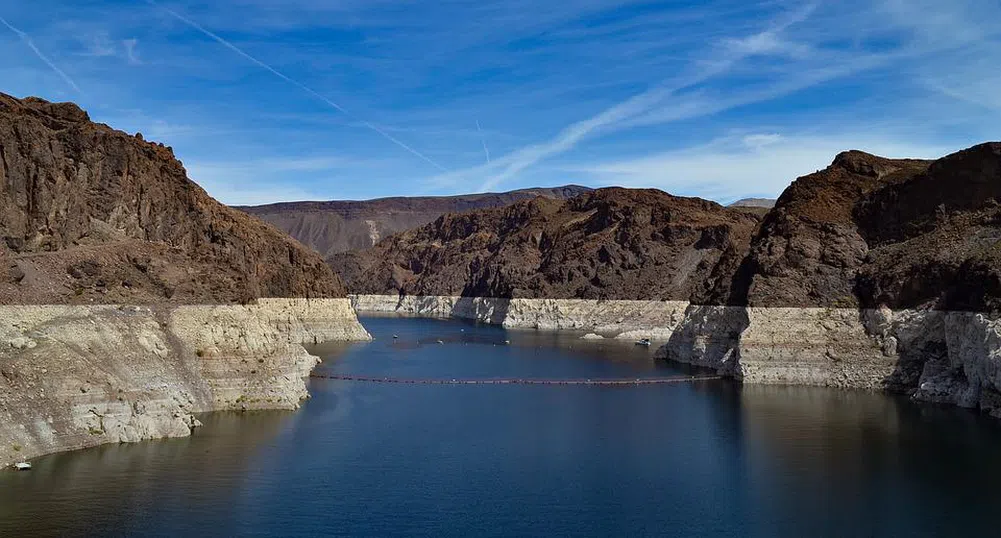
3, 316, 1001, 537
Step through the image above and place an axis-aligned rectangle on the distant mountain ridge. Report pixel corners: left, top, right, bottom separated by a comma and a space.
728, 198, 776, 209
238, 185, 592, 257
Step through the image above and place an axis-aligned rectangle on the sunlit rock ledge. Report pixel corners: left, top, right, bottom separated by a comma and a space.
0, 298, 370, 468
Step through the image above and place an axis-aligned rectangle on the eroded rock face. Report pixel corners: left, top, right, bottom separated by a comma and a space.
734, 151, 933, 308
333, 188, 761, 303
653, 143, 1001, 416
0, 93, 345, 304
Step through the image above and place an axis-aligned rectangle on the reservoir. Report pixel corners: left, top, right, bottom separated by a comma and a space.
2, 316, 1000, 537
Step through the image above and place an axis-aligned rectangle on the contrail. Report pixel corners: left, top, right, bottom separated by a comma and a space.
476, 119, 491, 164
0, 15, 81, 92
145, 0, 447, 172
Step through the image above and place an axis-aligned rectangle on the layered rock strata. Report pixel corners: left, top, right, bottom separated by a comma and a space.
1, 298, 369, 468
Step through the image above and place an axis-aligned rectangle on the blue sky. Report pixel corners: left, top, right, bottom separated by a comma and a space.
1, 0, 1000, 205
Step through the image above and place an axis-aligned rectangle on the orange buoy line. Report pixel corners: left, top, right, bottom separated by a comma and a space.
309, 373, 722, 386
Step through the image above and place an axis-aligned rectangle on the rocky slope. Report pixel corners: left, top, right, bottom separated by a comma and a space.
0, 94, 370, 467
0, 93, 345, 304
238, 185, 591, 257
331, 188, 762, 303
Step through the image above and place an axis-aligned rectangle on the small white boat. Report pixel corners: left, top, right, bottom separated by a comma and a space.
635, 338, 652, 347
14, 462, 31, 471
392, 335, 399, 339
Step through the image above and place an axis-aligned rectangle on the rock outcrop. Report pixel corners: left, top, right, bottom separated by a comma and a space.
0, 93, 371, 467
238, 185, 591, 257
0, 93, 345, 304
332, 188, 761, 304
659, 143, 1001, 416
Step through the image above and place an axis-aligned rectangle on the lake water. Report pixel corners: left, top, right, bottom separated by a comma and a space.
3, 316, 1001, 537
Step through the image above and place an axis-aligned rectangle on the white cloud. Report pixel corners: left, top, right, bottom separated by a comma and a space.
562, 132, 956, 203
425, 3, 823, 193
722, 30, 812, 59
123, 38, 141, 65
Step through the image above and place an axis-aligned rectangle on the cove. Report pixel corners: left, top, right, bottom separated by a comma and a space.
2, 316, 1000, 537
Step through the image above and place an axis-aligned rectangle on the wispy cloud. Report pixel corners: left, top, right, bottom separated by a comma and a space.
123, 38, 141, 65
79, 33, 116, 57
475, 119, 491, 164
145, 0, 448, 172
3, 0, 999, 204
0, 15, 81, 92
427, 3, 819, 192
562, 131, 957, 203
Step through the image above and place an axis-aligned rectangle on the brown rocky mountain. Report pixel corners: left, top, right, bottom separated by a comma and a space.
0, 93, 345, 304
728, 197, 776, 209
732, 144, 1001, 313
332, 143, 1001, 315
238, 185, 592, 257
329, 188, 762, 302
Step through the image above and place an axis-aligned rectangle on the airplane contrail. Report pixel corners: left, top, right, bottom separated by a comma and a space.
0, 15, 81, 93
476, 119, 491, 164
145, 0, 448, 172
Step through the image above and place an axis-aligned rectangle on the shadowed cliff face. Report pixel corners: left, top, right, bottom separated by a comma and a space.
238, 185, 592, 257
330, 188, 762, 302
734, 143, 1001, 313
0, 93, 346, 304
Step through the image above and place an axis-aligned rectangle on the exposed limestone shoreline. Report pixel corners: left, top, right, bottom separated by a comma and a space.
0, 298, 370, 468
350, 294, 688, 339
352, 294, 1001, 418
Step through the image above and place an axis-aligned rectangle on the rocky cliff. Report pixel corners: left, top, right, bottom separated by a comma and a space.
331, 188, 761, 303
0, 93, 345, 304
0, 94, 370, 467
662, 143, 1001, 416
238, 185, 591, 257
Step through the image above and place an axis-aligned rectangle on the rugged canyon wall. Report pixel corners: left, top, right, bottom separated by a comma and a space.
341, 143, 1001, 418
659, 143, 1001, 416
332, 187, 760, 303
337, 187, 759, 340
0, 94, 371, 467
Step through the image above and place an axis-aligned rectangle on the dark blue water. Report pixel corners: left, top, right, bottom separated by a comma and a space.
3, 316, 1001, 537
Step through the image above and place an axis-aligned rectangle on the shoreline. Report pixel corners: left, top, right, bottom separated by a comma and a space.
0, 298, 370, 468
351, 294, 1001, 418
